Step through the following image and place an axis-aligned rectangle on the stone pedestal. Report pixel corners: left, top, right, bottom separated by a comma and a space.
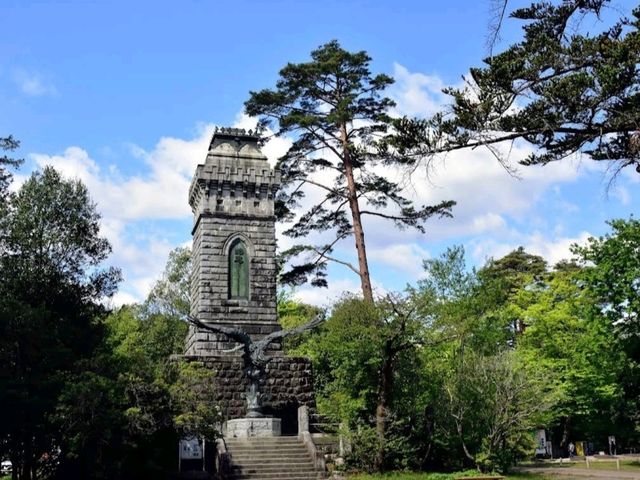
224, 417, 281, 438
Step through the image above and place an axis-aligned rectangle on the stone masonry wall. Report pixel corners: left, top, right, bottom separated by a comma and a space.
183, 355, 315, 421
186, 214, 280, 355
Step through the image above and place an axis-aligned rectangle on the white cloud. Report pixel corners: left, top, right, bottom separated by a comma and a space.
368, 243, 430, 279
292, 276, 388, 308
471, 212, 507, 234
293, 278, 361, 308
389, 63, 448, 117
28, 120, 297, 304
109, 291, 139, 308
526, 231, 591, 266
351, 142, 582, 252
470, 230, 592, 267
611, 185, 631, 205
31, 130, 208, 221
13, 69, 57, 97
29, 129, 212, 304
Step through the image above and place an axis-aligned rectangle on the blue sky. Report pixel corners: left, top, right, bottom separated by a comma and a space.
2, 0, 638, 306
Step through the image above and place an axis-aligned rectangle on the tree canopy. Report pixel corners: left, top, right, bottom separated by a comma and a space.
389, 0, 640, 178
0, 135, 23, 212
0, 166, 120, 480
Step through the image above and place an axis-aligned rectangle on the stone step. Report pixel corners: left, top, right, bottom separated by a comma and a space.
226, 440, 305, 446
227, 442, 305, 449
231, 456, 313, 465
226, 438, 302, 445
230, 449, 310, 456
228, 445, 306, 450
232, 460, 314, 467
226, 436, 324, 480
233, 472, 326, 480
228, 447, 310, 454
227, 443, 309, 449
232, 473, 323, 480
233, 465, 317, 474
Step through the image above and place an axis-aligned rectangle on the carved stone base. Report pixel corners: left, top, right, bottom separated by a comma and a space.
224, 417, 281, 438
179, 355, 315, 420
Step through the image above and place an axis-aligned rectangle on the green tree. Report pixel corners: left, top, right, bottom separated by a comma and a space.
54, 246, 208, 479
574, 218, 640, 442
245, 40, 454, 301
144, 246, 191, 320
389, 1, 640, 177
478, 247, 548, 339
442, 350, 549, 473
55, 304, 212, 480
509, 268, 623, 449
296, 295, 425, 471
277, 290, 323, 353
0, 166, 120, 480
0, 135, 23, 209
412, 246, 554, 471
575, 218, 640, 346
413, 245, 526, 354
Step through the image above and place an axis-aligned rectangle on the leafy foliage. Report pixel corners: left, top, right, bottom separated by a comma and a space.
388, 1, 640, 177
0, 135, 23, 208
573, 217, 640, 439
144, 246, 191, 320
298, 241, 639, 474
0, 167, 120, 480
574, 218, 640, 346
442, 351, 548, 473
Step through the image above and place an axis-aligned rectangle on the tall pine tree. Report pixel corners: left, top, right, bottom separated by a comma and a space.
245, 40, 454, 302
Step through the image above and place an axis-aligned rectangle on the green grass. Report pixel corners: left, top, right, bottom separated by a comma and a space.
347, 472, 493, 480
346, 472, 552, 480
345, 471, 577, 480
580, 459, 640, 472
521, 458, 640, 472
506, 474, 564, 480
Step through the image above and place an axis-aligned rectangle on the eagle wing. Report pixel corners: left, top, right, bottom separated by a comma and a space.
255, 314, 325, 351
186, 315, 252, 346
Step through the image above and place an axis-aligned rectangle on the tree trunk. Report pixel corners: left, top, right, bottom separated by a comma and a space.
340, 122, 374, 302
22, 438, 33, 480
374, 341, 394, 471
560, 416, 571, 450
11, 452, 18, 480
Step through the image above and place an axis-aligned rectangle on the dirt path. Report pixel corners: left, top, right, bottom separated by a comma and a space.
518, 466, 640, 479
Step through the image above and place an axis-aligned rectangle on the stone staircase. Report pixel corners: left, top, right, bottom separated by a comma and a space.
225, 436, 325, 480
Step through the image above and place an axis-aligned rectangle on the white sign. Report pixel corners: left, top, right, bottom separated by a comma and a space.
179, 436, 202, 460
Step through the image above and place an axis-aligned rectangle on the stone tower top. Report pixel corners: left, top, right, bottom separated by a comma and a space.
208, 127, 264, 152
188, 127, 280, 220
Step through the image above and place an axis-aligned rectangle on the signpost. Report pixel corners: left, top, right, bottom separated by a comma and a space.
179, 436, 204, 472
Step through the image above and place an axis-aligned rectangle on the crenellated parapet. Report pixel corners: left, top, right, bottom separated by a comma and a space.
189, 128, 280, 220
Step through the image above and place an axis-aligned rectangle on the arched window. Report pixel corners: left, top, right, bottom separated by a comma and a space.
228, 239, 249, 299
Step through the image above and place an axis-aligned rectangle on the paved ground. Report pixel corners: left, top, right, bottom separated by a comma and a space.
518, 466, 640, 479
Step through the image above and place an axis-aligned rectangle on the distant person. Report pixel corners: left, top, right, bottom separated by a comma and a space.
609, 436, 616, 456
569, 442, 575, 458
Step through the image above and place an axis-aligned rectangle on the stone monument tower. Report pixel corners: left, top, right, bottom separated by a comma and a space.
184, 127, 315, 433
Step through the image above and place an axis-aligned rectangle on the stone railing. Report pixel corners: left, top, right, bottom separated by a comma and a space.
214, 437, 232, 479
298, 405, 326, 472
